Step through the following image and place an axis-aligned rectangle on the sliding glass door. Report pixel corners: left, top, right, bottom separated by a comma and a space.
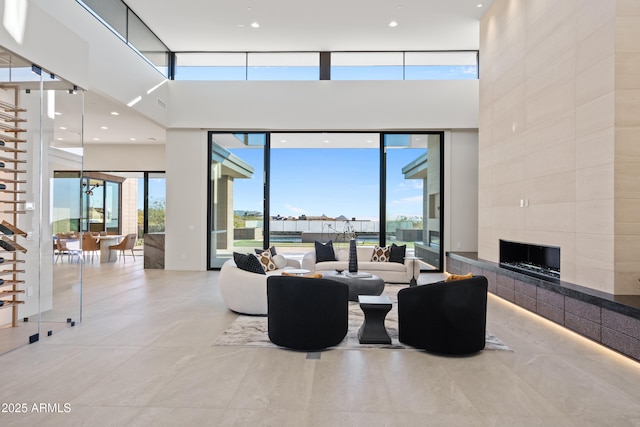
384, 133, 442, 270
208, 133, 266, 268
207, 131, 443, 272
269, 133, 379, 257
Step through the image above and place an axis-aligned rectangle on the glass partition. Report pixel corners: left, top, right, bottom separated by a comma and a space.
77, 0, 170, 75
127, 9, 170, 75
78, 0, 127, 39
44, 86, 85, 335
0, 47, 84, 353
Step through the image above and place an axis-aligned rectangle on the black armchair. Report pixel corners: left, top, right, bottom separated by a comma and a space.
267, 275, 349, 351
398, 275, 488, 355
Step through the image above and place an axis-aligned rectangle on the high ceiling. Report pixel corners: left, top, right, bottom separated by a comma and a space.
125, 0, 493, 52
4, 1, 493, 147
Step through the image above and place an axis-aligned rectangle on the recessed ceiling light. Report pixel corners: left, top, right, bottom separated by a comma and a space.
93, 138, 100, 141
323, 140, 330, 143
101, 126, 108, 130
110, 111, 119, 116
251, 22, 260, 28
56, 137, 63, 141
59, 126, 67, 130
477, 3, 483, 7
54, 111, 62, 116
130, 138, 136, 141
389, 21, 398, 27
281, 139, 287, 143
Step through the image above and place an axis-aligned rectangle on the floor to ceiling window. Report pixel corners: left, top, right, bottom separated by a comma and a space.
207, 131, 444, 271
269, 133, 379, 257
208, 133, 265, 268
384, 133, 442, 270
142, 172, 166, 236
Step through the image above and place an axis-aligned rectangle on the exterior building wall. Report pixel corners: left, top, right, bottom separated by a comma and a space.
120, 179, 138, 239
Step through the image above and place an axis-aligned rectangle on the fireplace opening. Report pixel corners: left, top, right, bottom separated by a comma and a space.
499, 240, 560, 281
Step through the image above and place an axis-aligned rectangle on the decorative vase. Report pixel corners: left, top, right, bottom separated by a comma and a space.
348, 239, 358, 273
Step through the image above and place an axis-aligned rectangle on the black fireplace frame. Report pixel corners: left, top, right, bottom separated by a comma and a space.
499, 239, 560, 281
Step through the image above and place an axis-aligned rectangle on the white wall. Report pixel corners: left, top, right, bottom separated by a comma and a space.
169, 80, 479, 130
164, 129, 208, 270
444, 130, 479, 258
0, 0, 89, 86
1, 0, 169, 127
82, 144, 165, 171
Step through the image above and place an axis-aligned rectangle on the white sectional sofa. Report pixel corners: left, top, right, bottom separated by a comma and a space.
219, 255, 301, 315
301, 246, 418, 284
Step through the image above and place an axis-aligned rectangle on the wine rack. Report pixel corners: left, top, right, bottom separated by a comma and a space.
0, 85, 27, 327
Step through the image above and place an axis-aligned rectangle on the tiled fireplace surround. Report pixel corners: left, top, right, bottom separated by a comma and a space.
447, 252, 640, 362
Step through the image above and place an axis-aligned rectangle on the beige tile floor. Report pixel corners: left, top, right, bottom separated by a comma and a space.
1, 258, 640, 426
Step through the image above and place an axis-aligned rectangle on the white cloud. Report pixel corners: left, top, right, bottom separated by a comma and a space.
393, 181, 423, 192
284, 203, 306, 214
391, 196, 423, 205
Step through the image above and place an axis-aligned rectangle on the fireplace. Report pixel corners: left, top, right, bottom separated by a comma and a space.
499, 240, 560, 281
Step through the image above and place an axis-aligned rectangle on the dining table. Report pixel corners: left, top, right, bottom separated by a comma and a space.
97, 235, 124, 263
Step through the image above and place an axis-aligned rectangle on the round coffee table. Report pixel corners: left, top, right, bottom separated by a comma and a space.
321, 271, 385, 302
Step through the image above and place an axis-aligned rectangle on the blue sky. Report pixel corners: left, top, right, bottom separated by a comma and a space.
175, 65, 477, 81
231, 147, 426, 221
137, 178, 167, 210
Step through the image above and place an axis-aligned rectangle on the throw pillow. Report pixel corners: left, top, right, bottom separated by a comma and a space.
233, 252, 266, 275
371, 245, 390, 262
254, 246, 277, 256
445, 272, 473, 282
389, 243, 406, 263
272, 254, 287, 269
315, 240, 337, 262
281, 271, 323, 278
256, 250, 277, 272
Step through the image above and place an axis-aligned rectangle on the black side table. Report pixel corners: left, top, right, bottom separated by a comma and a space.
357, 295, 392, 344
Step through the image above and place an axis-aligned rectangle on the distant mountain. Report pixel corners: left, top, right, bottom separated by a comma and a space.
234, 210, 263, 217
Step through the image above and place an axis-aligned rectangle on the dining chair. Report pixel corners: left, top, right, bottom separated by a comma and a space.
55, 235, 81, 264
108, 233, 137, 262
81, 233, 101, 263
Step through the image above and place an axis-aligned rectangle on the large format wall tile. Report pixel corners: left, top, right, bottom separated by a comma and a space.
480, 0, 640, 295
576, 127, 615, 168
576, 56, 615, 105
576, 163, 614, 201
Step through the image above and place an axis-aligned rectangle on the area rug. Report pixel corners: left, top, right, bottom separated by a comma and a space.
214, 285, 512, 351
